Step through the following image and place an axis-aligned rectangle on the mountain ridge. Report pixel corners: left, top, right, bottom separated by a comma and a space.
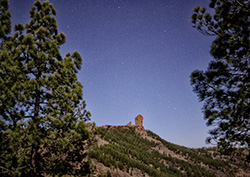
88, 125, 249, 177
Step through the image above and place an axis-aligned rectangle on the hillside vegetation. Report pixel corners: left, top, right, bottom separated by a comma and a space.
89, 126, 249, 177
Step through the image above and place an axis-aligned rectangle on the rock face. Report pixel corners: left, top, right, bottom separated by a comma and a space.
135, 125, 146, 136
126, 121, 132, 126
135, 114, 143, 126
100, 114, 146, 135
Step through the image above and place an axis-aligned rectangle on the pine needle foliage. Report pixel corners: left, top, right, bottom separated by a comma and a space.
0, 0, 91, 176
190, 0, 250, 159
0, 0, 11, 40
91, 128, 227, 177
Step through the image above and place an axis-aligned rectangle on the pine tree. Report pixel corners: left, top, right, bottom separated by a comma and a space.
190, 0, 250, 158
0, 0, 11, 40
0, 0, 92, 176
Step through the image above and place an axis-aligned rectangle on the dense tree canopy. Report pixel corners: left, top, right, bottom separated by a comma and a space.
190, 0, 249, 157
0, 0, 92, 176
0, 0, 11, 40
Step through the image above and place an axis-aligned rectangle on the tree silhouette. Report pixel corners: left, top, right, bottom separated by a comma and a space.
190, 0, 249, 158
0, 0, 92, 175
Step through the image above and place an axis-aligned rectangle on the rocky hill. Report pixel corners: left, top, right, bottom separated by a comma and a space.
88, 116, 249, 177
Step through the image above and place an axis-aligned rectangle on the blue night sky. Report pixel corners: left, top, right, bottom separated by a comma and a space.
10, 0, 215, 148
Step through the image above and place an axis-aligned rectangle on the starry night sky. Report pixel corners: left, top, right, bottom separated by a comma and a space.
9, 0, 215, 148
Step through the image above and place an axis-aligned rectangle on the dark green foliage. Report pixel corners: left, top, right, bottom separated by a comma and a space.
190, 0, 250, 155
0, 0, 91, 176
91, 128, 224, 177
91, 128, 167, 176
147, 130, 227, 175
107, 170, 111, 177
0, 0, 11, 40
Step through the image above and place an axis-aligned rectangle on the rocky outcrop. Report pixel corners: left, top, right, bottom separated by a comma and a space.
100, 114, 146, 135
100, 125, 131, 130
126, 121, 132, 126
135, 114, 143, 126
135, 125, 146, 136
92, 159, 150, 177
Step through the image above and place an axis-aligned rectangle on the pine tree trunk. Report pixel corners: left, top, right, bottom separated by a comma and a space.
31, 82, 41, 175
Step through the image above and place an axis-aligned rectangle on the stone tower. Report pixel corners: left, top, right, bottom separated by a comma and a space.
135, 114, 143, 126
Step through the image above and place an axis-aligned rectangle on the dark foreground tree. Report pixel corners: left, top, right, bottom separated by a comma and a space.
0, 0, 92, 176
0, 0, 10, 40
190, 0, 250, 158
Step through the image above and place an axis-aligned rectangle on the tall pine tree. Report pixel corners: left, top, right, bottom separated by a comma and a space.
0, 0, 92, 176
190, 0, 249, 159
